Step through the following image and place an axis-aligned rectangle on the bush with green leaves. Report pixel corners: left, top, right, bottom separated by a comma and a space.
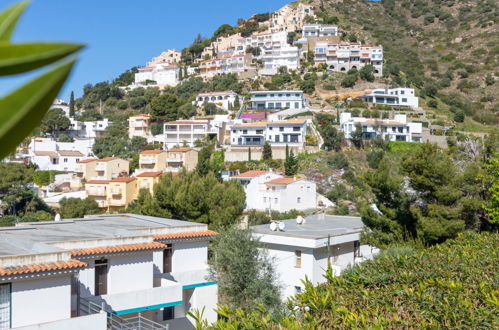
204, 232, 498, 329
59, 197, 101, 219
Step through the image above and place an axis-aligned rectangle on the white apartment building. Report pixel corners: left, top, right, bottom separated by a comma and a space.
251, 214, 377, 299
340, 113, 423, 142
232, 171, 318, 212
163, 120, 219, 148
268, 2, 315, 33
135, 64, 180, 87
230, 119, 308, 147
198, 54, 253, 77
193, 91, 240, 111
249, 90, 307, 110
302, 24, 338, 37
69, 118, 111, 139
361, 88, 419, 108
314, 42, 383, 76
128, 113, 153, 140
0, 214, 218, 329
147, 49, 181, 66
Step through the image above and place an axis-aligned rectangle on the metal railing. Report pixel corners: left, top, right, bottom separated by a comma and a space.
79, 297, 168, 330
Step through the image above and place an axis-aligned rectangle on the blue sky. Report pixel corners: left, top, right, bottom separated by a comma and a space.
0, 0, 290, 100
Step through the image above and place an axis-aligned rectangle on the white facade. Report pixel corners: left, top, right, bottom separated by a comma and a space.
68, 118, 111, 139
28, 138, 93, 172
340, 113, 423, 142
314, 42, 383, 76
163, 120, 219, 148
250, 90, 306, 110
231, 170, 318, 212
230, 119, 308, 147
50, 99, 71, 118
302, 24, 338, 37
0, 214, 218, 329
193, 91, 240, 111
361, 88, 419, 108
135, 64, 180, 87
198, 54, 254, 77
252, 215, 378, 299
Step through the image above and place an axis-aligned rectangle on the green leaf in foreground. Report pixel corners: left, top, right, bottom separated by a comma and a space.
0, 43, 84, 76
0, 1, 28, 42
0, 60, 77, 159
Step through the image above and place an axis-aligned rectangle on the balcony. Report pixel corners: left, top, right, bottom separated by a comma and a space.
87, 189, 106, 196
108, 199, 125, 206
170, 267, 211, 287
139, 158, 156, 165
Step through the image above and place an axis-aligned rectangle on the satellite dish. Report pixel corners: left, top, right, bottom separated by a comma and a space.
278, 222, 285, 231
54, 213, 61, 222
269, 222, 277, 231
296, 216, 305, 224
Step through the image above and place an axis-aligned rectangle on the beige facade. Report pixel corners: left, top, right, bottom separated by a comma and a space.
85, 180, 110, 208
147, 49, 181, 66
75, 158, 98, 180
138, 150, 168, 173
128, 114, 152, 139
268, 2, 315, 33
107, 177, 138, 211
76, 157, 129, 181
136, 171, 163, 195
166, 148, 199, 172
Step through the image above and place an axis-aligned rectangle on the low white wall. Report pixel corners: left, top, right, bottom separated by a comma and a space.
14, 312, 107, 330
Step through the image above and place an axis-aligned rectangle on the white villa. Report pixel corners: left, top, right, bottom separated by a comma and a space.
251, 214, 378, 299
361, 88, 419, 108
0, 214, 218, 329
340, 113, 423, 142
135, 64, 180, 87
68, 118, 111, 139
302, 24, 338, 37
163, 120, 219, 148
231, 170, 318, 213
314, 42, 383, 76
230, 119, 308, 147
249, 90, 307, 110
28, 138, 94, 172
193, 91, 240, 111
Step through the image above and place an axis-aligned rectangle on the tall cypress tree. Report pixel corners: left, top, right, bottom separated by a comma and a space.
69, 91, 75, 117
262, 141, 272, 161
233, 95, 241, 110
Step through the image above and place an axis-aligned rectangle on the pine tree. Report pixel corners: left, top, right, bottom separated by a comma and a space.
248, 147, 252, 161
178, 67, 183, 80
351, 123, 364, 149
262, 141, 272, 161
183, 66, 188, 78
284, 145, 297, 176
233, 95, 241, 110
69, 91, 75, 118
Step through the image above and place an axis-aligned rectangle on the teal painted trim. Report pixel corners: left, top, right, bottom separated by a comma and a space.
112, 300, 182, 316
182, 281, 217, 290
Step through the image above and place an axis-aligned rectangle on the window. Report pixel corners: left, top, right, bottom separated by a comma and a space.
400, 90, 405, 95
295, 250, 302, 268
0, 283, 11, 329
256, 130, 263, 134
275, 135, 280, 142
293, 127, 300, 131
274, 197, 278, 204
163, 245, 173, 273
402, 98, 407, 102
297, 197, 301, 203
64, 158, 68, 163
76, 159, 80, 162
94, 259, 108, 296
295, 286, 302, 294
354, 241, 361, 258
163, 306, 175, 321
269, 126, 273, 130
263, 197, 267, 203
242, 130, 248, 134
279, 127, 284, 132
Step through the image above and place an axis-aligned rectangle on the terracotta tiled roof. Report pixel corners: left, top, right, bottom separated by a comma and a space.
99, 157, 120, 162
58, 150, 84, 157
77, 158, 97, 164
71, 242, 166, 256
232, 170, 268, 178
0, 259, 87, 277
86, 180, 110, 184
110, 177, 136, 183
165, 120, 209, 124
33, 151, 58, 157
197, 91, 236, 97
140, 150, 166, 154
153, 230, 218, 241
266, 177, 302, 185
168, 148, 193, 152
136, 171, 163, 178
